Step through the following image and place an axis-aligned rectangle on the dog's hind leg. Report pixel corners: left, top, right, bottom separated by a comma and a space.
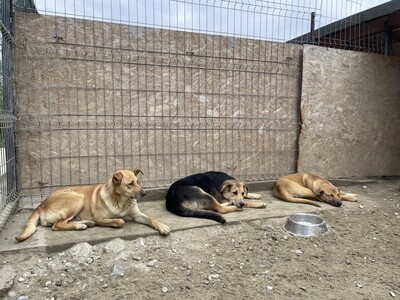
52, 218, 95, 231
273, 184, 321, 207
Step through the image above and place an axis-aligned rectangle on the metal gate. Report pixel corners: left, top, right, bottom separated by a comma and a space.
0, 0, 20, 229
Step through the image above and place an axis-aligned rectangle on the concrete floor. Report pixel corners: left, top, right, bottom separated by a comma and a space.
0, 190, 339, 253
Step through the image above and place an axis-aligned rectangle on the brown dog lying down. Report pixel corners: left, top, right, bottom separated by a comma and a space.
272, 172, 358, 207
15, 169, 170, 242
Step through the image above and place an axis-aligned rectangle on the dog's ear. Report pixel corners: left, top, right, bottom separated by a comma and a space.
220, 180, 232, 193
112, 171, 124, 185
244, 184, 249, 196
132, 168, 144, 176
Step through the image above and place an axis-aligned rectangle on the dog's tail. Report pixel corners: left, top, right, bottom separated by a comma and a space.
15, 208, 41, 242
166, 201, 226, 223
179, 208, 226, 223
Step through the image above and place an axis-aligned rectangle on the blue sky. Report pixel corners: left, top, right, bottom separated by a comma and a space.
32, 0, 391, 41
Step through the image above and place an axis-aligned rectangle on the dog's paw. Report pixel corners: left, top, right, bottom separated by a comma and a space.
84, 221, 96, 228
75, 224, 88, 230
259, 202, 267, 208
157, 223, 171, 235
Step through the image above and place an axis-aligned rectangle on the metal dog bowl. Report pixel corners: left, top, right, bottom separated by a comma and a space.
283, 213, 328, 237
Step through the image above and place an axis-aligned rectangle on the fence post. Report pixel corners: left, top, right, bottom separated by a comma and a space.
309, 12, 316, 45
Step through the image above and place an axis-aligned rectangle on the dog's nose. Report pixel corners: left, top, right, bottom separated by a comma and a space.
239, 201, 245, 207
335, 201, 342, 207
140, 190, 146, 197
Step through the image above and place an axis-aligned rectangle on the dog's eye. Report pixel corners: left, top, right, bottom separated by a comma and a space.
233, 191, 238, 195
128, 181, 134, 187
242, 192, 245, 196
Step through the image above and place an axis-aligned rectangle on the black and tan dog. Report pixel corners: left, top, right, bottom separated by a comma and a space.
272, 172, 358, 207
16, 169, 170, 242
166, 171, 266, 223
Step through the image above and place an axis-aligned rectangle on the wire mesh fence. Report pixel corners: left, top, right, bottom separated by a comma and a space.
6, 0, 369, 209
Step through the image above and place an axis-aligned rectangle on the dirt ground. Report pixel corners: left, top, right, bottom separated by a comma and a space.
1, 179, 399, 300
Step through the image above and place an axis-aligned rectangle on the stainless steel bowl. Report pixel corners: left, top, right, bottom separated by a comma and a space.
283, 213, 328, 237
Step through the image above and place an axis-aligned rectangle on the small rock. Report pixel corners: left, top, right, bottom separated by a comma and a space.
356, 283, 363, 288
390, 291, 396, 297
111, 260, 128, 277
147, 259, 158, 267
86, 257, 94, 264
7, 290, 17, 298
266, 224, 276, 231
292, 250, 303, 255
66, 242, 94, 263
0, 266, 17, 294
362, 186, 367, 189
359, 205, 364, 209
55, 280, 63, 286
208, 274, 220, 281
267, 286, 273, 290
132, 256, 142, 261
136, 237, 146, 247
16, 296, 29, 300
104, 238, 126, 253
161, 287, 168, 293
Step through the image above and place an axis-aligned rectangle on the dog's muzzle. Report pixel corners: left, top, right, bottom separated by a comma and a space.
333, 201, 342, 207
132, 191, 146, 201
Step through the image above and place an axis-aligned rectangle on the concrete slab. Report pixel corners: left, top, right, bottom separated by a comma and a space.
0, 190, 339, 253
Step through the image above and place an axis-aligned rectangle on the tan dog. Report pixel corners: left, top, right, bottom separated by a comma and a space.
15, 169, 170, 242
272, 172, 358, 207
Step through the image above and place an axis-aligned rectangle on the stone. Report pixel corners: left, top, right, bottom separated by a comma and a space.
0, 265, 16, 296
111, 260, 128, 277
66, 242, 94, 263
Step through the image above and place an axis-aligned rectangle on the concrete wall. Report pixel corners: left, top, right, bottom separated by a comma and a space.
299, 45, 400, 178
15, 13, 302, 200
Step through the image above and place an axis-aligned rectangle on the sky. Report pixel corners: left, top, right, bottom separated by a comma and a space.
31, 0, 392, 41
362, 0, 390, 10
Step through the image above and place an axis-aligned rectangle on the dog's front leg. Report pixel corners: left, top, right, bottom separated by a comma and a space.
246, 193, 262, 199
95, 218, 125, 228
244, 200, 267, 208
128, 201, 170, 235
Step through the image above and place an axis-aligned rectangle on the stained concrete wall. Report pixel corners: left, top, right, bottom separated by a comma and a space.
299, 45, 400, 178
15, 13, 302, 200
